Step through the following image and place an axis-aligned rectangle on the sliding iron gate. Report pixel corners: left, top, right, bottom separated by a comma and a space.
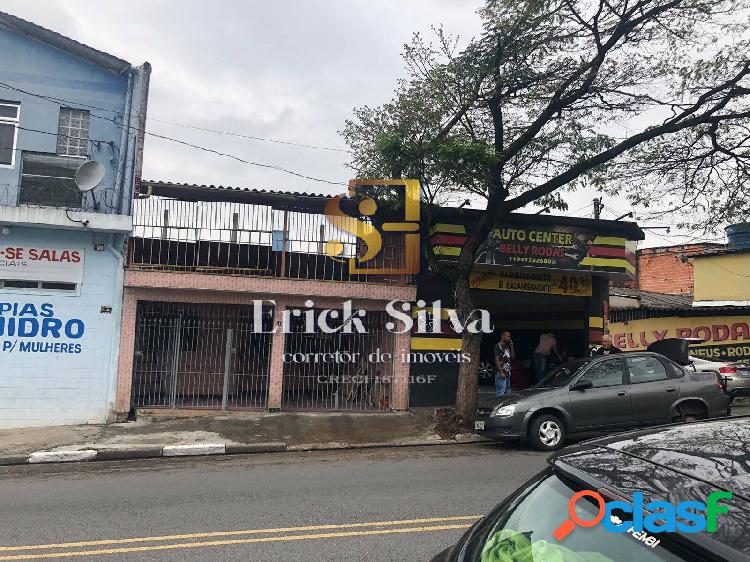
131, 301, 273, 409
281, 309, 394, 411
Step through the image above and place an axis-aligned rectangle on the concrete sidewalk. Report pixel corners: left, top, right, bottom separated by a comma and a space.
0, 409, 479, 465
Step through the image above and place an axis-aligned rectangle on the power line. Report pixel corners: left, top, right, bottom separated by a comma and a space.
0, 81, 346, 186
707, 257, 750, 278
148, 118, 349, 153
0, 81, 349, 154
563, 202, 594, 217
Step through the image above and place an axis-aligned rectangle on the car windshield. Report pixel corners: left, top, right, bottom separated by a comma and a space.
537, 360, 590, 388
462, 471, 705, 562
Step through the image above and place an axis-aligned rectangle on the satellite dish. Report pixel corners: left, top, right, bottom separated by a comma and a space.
75, 161, 106, 192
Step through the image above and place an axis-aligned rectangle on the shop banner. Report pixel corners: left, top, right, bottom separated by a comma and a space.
469, 269, 592, 297
430, 223, 636, 278
0, 246, 84, 284
609, 315, 750, 362
0, 301, 86, 355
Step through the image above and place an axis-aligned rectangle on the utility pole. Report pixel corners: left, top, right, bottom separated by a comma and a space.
593, 198, 602, 220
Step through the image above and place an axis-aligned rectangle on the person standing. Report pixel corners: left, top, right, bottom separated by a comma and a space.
594, 333, 622, 355
533, 332, 561, 383
494, 331, 514, 396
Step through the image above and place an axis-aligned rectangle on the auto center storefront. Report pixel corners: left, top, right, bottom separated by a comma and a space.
0, 224, 127, 428
409, 211, 644, 407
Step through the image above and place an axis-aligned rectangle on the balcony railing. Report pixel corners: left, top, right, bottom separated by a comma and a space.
128, 194, 412, 285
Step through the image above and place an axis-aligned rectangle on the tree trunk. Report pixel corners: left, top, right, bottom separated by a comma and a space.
454, 274, 482, 423
452, 208, 499, 422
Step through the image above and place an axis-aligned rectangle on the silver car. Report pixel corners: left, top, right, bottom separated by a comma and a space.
475, 352, 729, 451
689, 355, 750, 399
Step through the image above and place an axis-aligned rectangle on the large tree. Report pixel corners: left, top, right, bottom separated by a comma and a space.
342, 0, 750, 422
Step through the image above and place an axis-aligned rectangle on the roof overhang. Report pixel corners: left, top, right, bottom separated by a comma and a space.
0, 11, 132, 74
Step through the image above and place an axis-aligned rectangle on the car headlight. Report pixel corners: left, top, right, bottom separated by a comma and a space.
491, 403, 517, 417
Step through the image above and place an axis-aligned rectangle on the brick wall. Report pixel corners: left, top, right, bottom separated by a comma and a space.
633, 243, 723, 294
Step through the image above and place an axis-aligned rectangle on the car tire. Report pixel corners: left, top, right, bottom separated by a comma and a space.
529, 414, 565, 451
672, 403, 707, 423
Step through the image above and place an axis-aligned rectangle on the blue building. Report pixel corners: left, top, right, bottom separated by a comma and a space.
0, 12, 150, 427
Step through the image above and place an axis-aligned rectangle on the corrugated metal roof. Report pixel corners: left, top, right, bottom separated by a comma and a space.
141, 180, 337, 200
609, 288, 694, 310
0, 11, 133, 74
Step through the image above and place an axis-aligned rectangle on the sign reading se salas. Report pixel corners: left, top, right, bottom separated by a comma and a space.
0, 246, 84, 284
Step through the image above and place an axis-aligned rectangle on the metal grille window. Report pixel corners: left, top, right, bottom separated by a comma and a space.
282, 309, 394, 411
131, 302, 273, 410
19, 152, 83, 208
0, 102, 19, 166
57, 108, 90, 157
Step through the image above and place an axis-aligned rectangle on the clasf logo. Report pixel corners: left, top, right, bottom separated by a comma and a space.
554, 490, 732, 545
324, 179, 420, 275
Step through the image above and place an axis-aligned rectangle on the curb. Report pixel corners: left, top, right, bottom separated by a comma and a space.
0, 435, 487, 467
28, 450, 98, 464
163, 443, 226, 457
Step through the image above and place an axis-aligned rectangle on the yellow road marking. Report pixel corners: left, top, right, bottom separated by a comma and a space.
0, 516, 479, 552
0, 524, 472, 560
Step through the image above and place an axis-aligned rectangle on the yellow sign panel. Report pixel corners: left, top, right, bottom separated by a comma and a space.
609, 315, 750, 362
468, 269, 592, 297
324, 179, 421, 275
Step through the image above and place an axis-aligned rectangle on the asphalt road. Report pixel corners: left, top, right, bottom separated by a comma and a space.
0, 443, 549, 562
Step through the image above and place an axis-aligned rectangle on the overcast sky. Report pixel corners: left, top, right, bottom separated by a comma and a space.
4, 0, 715, 247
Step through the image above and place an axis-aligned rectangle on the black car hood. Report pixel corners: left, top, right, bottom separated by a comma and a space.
551, 417, 750, 559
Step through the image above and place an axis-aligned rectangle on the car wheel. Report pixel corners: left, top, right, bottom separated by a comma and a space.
478, 361, 494, 384
672, 404, 706, 423
529, 414, 565, 451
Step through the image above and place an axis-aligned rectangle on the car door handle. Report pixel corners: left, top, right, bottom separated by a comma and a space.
666, 387, 676, 392
617, 391, 627, 397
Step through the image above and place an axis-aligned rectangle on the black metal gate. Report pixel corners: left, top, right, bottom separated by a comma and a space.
281, 309, 394, 411
131, 301, 273, 409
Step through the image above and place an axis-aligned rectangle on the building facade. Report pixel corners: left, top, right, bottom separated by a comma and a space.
410, 210, 643, 406
0, 12, 149, 427
113, 182, 643, 415
610, 224, 750, 363
113, 181, 415, 419
630, 243, 724, 295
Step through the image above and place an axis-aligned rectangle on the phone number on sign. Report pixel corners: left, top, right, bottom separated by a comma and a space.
508, 256, 557, 265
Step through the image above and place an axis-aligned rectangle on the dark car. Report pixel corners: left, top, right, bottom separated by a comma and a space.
474, 352, 728, 451
433, 417, 750, 562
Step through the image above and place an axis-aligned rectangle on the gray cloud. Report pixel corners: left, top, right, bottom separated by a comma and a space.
3, 1, 706, 245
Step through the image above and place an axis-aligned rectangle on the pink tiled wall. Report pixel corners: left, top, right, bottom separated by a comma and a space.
115, 270, 417, 415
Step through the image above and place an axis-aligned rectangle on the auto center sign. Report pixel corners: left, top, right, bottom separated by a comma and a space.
0, 246, 84, 284
430, 222, 636, 278
610, 315, 750, 362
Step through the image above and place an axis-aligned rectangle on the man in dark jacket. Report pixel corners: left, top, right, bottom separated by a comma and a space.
594, 334, 622, 355
494, 331, 514, 396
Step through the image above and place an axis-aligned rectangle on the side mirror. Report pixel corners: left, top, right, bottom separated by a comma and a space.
570, 379, 594, 391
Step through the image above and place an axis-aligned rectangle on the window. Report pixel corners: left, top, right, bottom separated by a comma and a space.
57, 108, 90, 157
0, 280, 76, 292
667, 361, 685, 378
464, 472, 701, 562
0, 102, 19, 166
581, 358, 624, 388
19, 152, 82, 208
627, 356, 669, 384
